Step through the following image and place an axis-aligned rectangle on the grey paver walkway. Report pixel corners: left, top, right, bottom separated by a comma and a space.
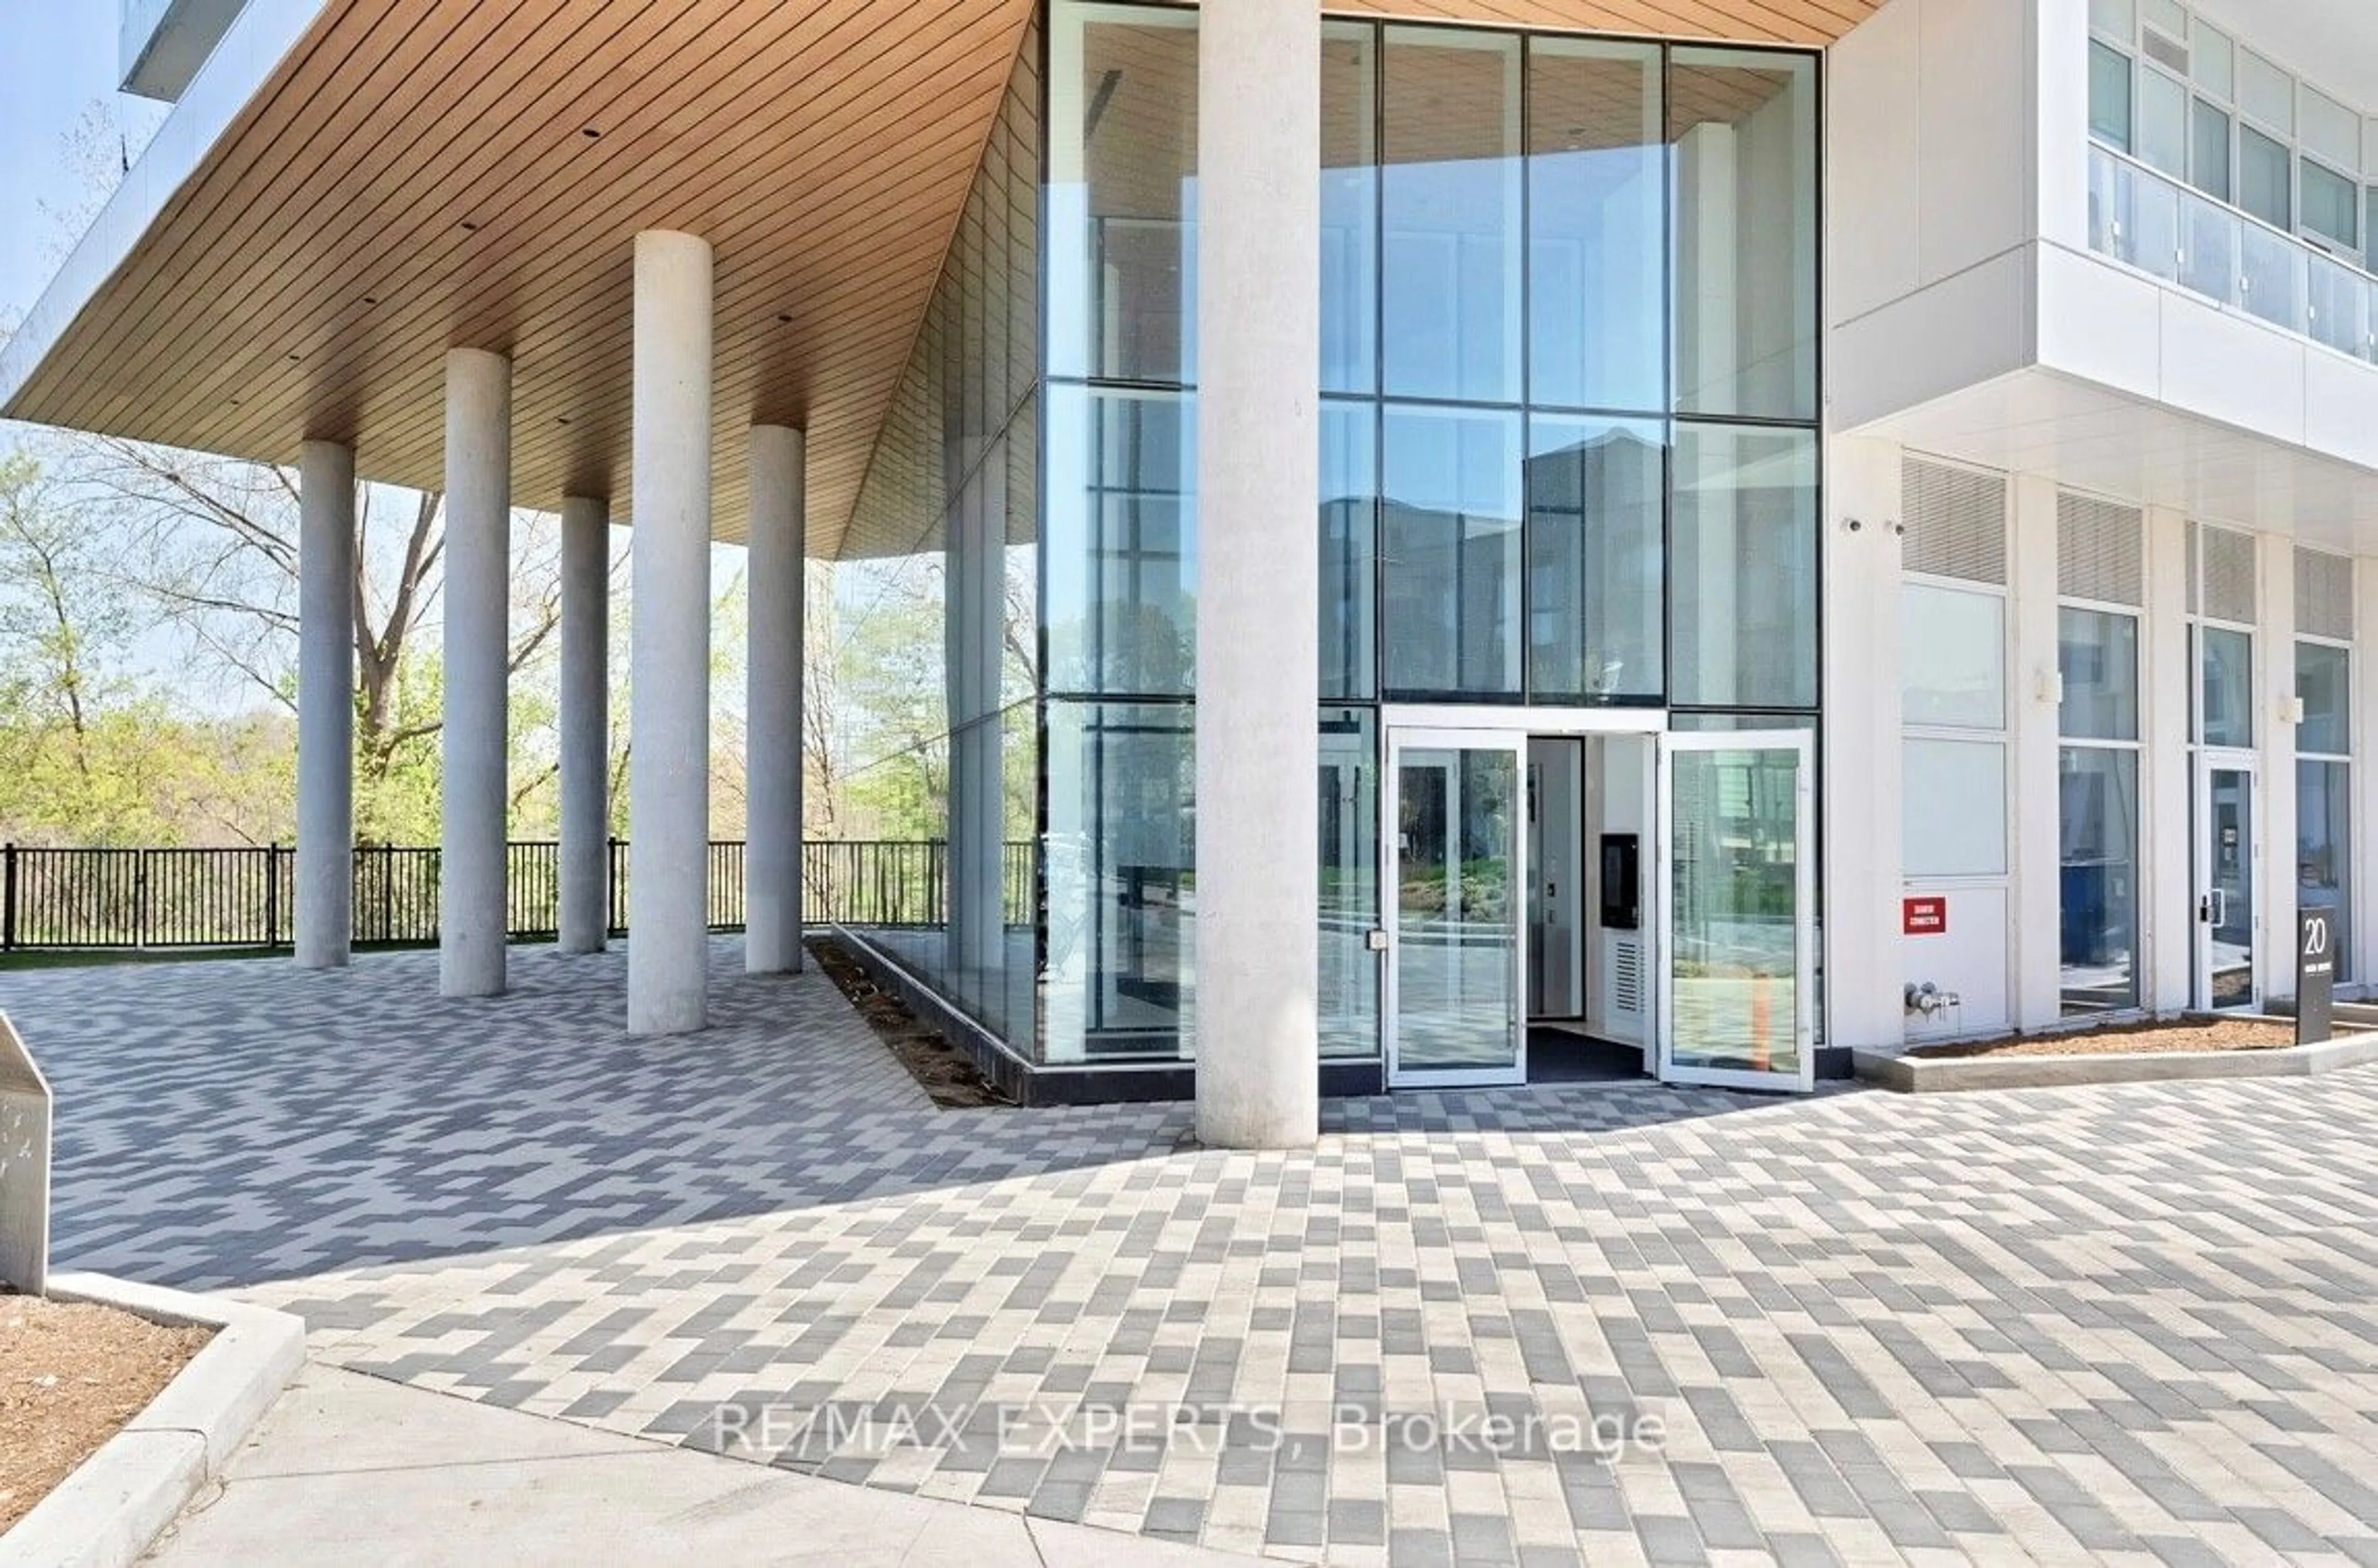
15, 939, 2378, 1566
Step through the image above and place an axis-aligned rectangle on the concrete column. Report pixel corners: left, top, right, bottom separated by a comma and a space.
559, 495, 611, 955
295, 438, 355, 969
2143, 507, 2192, 1013
628, 230, 715, 1035
1193, 0, 1320, 1150
2010, 474, 2063, 1030
440, 347, 512, 999
1821, 435, 1906, 1052
745, 425, 804, 975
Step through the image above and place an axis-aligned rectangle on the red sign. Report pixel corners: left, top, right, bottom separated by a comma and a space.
1904, 897, 1948, 936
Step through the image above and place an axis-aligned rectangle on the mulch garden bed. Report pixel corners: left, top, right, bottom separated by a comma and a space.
810, 936, 1012, 1108
1909, 1016, 2297, 1060
0, 1292, 211, 1534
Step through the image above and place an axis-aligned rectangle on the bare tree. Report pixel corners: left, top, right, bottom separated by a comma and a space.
66, 437, 562, 823
0, 453, 128, 780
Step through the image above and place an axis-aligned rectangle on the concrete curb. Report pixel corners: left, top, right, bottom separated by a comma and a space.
1853, 1028, 2378, 1093
2, 1274, 305, 1568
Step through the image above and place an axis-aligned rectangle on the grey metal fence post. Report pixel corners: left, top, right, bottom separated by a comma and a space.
2, 843, 14, 953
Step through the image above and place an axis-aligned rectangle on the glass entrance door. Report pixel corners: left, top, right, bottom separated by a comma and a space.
1658, 732, 1814, 1092
2195, 752, 2258, 1009
1385, 728, 1527, 1087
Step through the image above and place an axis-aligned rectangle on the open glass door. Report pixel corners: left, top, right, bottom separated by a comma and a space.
1658, 731, 1814, 1092
2194, 751, 2258, 1008
1385, 728, 1527, 1088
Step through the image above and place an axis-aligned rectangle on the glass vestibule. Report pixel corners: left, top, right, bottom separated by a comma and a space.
1380, 716, 1815, 1094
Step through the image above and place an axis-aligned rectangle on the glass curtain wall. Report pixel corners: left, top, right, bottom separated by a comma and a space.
1045, 3, 1200, 1062
1043, 1, 1821, 1066
832, 15, 1040, 1048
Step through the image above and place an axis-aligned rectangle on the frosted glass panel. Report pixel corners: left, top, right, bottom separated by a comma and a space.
1901, 584, 2005, 730
1904, 739, 2008, 878
2239, 50, 2293, 133
2138, 69, 2188, 179
2192, 24, 2232, 98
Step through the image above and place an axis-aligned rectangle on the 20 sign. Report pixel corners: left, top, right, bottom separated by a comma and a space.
2299, 908, 2335, 1047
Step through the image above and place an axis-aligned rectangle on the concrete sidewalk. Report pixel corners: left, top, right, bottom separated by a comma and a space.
144, 1363, 1273, 1567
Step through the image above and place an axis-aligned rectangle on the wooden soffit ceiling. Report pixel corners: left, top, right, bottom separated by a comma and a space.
4, 0, 1871, 554
5, 0, 1037, 552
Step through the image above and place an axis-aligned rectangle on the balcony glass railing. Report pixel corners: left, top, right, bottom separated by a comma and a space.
2088, 142, 2378, 364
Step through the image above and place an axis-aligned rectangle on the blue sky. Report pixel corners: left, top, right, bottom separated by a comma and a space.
0, 9, 161, 321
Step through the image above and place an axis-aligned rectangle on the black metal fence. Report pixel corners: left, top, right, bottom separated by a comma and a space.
0, 839, 1033, 954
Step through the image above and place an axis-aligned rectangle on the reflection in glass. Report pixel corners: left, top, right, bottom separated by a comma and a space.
2300, 759, 2353, 985
2060, 747, 2139, 1013
2089, 40, 2133, 151
1321, 400, 1377, 699
1047, 4, 1197, 385
1525, 417, 1663, 701
1382, 27, 1523, 403
2197, 625, 2252, 747
1672, 424, 1818, 708
2239, 123, 2290, 232
1668, 746, 1801, 1075
1322, 22, 1377, 394
1528, 38, 1663, 412
1393, 743, 1521, 1074
2298, 640, 2350, 755
1901, 584, 2005, 730
1045, 386, 1195, 696
1321, 708, 1379, 1058
1042, 700, 1194, 1062
2060, 608, 2139, 741
1382, 405, 1523, 696
2303, 160, 2359, 254
2190, 99, 2231, 202
1671, 47, 1818, 420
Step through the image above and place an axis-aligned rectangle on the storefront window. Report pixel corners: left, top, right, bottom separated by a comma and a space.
2299, 640, 2353, 983
2060, 607, 2141, 1013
